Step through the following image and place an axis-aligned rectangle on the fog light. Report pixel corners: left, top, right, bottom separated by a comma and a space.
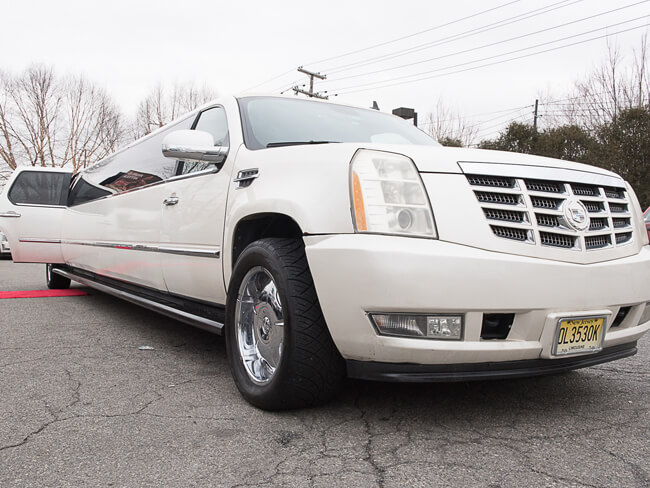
371, 314, 463, 340
638, 303, 650, 325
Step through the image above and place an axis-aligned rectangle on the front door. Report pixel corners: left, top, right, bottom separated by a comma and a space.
0, 168, 72, 263
159, 106, 232, 304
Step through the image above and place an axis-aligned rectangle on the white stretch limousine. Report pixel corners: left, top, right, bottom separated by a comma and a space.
1, 96, 650, 409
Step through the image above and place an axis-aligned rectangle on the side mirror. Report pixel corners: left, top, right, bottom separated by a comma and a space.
162, 130, 228, 162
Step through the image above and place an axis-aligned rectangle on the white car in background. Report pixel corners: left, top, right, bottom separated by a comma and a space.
1, 95, 650, 410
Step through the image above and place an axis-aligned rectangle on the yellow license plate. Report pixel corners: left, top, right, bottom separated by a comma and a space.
553, 317, 606, 356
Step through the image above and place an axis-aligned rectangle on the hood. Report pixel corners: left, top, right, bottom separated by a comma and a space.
411, 145, 617, 176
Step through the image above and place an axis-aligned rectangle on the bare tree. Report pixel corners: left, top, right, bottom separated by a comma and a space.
424, 99, 478, 147
133, 83, 217, 139
542, 35, 649, 132
0, 66, 61, 168
0, 65, 124, 173
61, 76, 124, 171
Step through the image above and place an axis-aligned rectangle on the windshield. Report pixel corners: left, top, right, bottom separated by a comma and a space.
238, 96, 439, 150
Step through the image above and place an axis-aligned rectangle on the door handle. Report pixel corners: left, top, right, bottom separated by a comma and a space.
0, 211, 21, 218
163, 196, 179, 206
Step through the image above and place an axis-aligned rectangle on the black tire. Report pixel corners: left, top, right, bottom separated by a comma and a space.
225, 238, 345, 410
46, 264, 71, 290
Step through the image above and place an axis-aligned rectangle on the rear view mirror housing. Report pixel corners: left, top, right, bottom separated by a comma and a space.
162, 130, 228, 162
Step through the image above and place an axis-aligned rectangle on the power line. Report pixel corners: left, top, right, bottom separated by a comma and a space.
303, 0, 522, 68
257, 1, 575, 95
474, 113, 532, 138
331, 20, 650, 95
242, 69, 296, 93
322, 1, 647, 84
418, 104, 532, 126
421, 105, 533, 131
322, 0, 580, 77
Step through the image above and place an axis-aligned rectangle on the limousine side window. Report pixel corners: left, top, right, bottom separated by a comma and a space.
68, 114, 196, 206
177, 107, 229, 176
9, 171, 71, 207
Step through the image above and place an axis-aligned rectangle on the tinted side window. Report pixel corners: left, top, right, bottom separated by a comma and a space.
194, 107, 229, 147
9, 172, 71, 206
176, 107, 229, 176
68, 114, 195, 206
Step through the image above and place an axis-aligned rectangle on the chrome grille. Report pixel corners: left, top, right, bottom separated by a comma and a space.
467, 173, 633, 251
491, 226, 530, 242
571, 183, 600, 197
525, 179, 564, 193
467, 175, 516, 188
475, 191, 521, 205
616, 232, 633, 245
585, 234, 611, 249
536, 214, 560, 227
540, 232, 576, 249
604, 187, 625, 199
583, 201, 605, 213
608, 202, 628, 213
483, 209, 527, 223
612, 217, 631, 228
589, 217, 609, 231
530, 196, 563, 210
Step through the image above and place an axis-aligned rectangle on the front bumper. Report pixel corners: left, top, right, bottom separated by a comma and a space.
305, 234, 650, 366
347, 342, 637, 381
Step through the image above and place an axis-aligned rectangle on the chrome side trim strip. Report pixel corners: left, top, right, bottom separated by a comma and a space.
52, 268, 224, 335
61, 240, 221, 258
19, 238, 62, 244
458, 162, 625, 188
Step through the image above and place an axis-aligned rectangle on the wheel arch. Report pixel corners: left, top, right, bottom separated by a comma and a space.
228, 212, 303, 277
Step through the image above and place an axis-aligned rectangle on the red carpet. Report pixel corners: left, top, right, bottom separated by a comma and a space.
0, 289, 88, 299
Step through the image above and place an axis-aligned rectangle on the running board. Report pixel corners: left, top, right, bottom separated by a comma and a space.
53, 268, 225, 335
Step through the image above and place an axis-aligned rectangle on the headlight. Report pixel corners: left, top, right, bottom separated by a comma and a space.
350, 149, 436, 238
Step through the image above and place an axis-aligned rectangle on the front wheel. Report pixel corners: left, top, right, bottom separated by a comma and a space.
46, 264, 71, 290
225, 238, 345, 410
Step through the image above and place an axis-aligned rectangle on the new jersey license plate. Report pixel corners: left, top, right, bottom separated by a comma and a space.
553, 316, 606, 356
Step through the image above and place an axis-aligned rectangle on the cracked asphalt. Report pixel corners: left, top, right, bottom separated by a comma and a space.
1, 260, 649, 488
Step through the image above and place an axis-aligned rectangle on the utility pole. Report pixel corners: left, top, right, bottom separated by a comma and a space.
533, 99, 539, 132
293, 67, 328, 100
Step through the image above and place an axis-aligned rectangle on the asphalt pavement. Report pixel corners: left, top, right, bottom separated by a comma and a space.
1, 260, 648, 488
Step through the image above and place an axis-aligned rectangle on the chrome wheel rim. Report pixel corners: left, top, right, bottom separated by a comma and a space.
46, 264, 51, 282
235, 266, 284, 384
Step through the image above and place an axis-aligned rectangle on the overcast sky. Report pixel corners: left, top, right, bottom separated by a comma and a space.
2, 0, 648, 141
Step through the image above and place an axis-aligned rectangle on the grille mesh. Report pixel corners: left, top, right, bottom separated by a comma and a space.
589, 218, 609, 231
484, 209, 526, 223
536, 214, 560, 227
467, 174, 632, 251
585, 234, 611, 249
467, 175, 516, 188
604, 187, 625, 199
583, 201, 605, 212
540, 232, 576, 248
491, 226, 529, 241
616, 232, 633, 244
609, 202, 628, 213
571, 183, 600, 197
612, 217, 631, 229
525, 179, 564, 193
530, 196, 563, 210
475, 191, 520, 205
